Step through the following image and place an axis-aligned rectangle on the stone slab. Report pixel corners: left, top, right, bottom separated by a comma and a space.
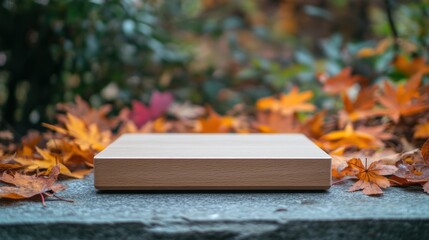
1, 174, 428, 239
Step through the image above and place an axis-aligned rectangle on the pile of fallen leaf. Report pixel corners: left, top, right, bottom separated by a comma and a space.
1, 54, 429, 206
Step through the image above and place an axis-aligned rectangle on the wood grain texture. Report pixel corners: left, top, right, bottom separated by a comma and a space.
94, 134, 331, 190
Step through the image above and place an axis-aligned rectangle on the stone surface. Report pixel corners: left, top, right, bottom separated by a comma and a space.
1, 174, 429, 239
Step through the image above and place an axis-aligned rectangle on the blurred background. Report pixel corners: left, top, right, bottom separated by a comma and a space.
0, 0, 428, 133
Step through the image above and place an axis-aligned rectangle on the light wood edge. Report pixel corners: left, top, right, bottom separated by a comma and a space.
94, 157, 332, 191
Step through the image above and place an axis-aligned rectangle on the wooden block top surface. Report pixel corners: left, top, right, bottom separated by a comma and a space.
95, 134, 330, 160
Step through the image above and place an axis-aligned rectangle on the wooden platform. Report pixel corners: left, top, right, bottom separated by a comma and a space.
94, 134, 331, 190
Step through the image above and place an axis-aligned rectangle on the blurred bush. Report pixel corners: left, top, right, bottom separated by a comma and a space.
0, 0, 428, 132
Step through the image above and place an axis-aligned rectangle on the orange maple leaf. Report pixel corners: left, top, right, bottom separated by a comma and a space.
300, 111, 326, 139
341, 158, 397, 195
256, 87, 315, 115
320, 123, 381, 151
393, 55, 429, 76
256, 111, 302, 133
43, 113, 111, 152
195, 110, 237, 133
0, 165, 66, 206
414, 122, 429, 139
319, 67, 365, 95
338, 86, 380, 126
14, 147, 91, 179
377, 74, 429, 122
56, 96, 118, 131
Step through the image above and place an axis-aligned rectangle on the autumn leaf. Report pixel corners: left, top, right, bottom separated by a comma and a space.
357, 125, 394, 144
14, 147, 91, 179
393, 55, 429, 76
338, 86, 380, 126
256, 111, 302, 133
414, 122, 429, 139
394, 139, 429, 193
43, 113, 111, 152
357, 39, 417, 58
0, 152, 21, 170
341, 158, 397, 195
320, 123, 382, 151
119, 118, 173, 134
46, 139, 94, 167
124, 91, 174, 128
357, 38, 391, 58
195, 110, 236, 133
377, 74, 429, 122
0, 165, 66, 206
301, 111, 326, 139
319, 67, 365, 95
56, 96, 118, 131
256, 87, 315, 115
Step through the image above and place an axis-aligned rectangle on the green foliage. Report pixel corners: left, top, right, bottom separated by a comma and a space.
0, 0, 428, 130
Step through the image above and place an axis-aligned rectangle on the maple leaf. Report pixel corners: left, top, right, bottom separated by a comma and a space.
319, 67, 365, 95
256, 87, 315, 115
56, 96, 118, 131
124, 91, 174, 128
414, 122, 429, 139
256, 111, 302, 133
320, 123, 382, 151
392, 55, 429, 76
301, 111, 326, 139
377, 74, 429, 122
195, 110, 238, 133
119, 118, 173, 134
338, 86, 381, 126
46, 139, 94, 167
0, 165, 66, 206
357, 125, 394, 144
341, 158, 397, 195
0, 152, 21, 170
43, 113, 111, 152
394, 139, 429, 193
14, 147, 91, 179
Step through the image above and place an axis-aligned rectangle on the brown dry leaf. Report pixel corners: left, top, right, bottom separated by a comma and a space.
0, 152, 21, 170
341, 158, 397, 195
414, 122, 429, 139
43, 113, 111, 152
394, 139, 429, 193
0, 165, 66, 206
320, 123, 381, 151
319, 67, 364, 95
256, 87, 315, 115
21, 130, 43, 148
377, 74, 429, 122
56, 96, 118, 131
